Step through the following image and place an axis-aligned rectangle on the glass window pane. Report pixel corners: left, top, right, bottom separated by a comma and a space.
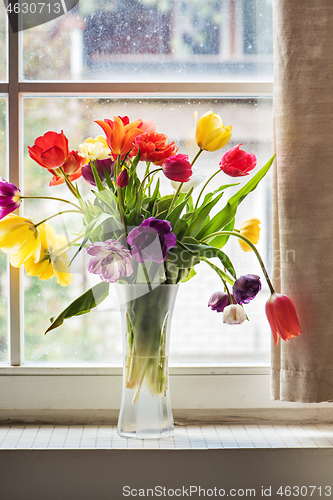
22, 0, 273, 82
0, 96, 8, 363
23, 96, 272, 364
0, 3, 7, 82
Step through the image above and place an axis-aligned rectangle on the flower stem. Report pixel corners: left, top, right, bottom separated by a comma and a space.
167, 148, 204, 217
116, 155, 128, 240
136, 168, 162, 213
194, 169, 221, 211
166, 182, 182, 217
21, 195, 83, 213
138, 168, 162, 194
191, 148, 203, 166
35, 210, 82, 228
202, 230, 275, 294
59, 167, 78, 198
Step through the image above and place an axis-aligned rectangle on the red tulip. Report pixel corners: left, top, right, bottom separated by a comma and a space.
219, 144, 257, 177
162, 154, 193, 182
132, 132, 178, 166
116, 169, 129, 188
265, 293, 302, 346
28, 131, 69, 170
48, 151, 86, 186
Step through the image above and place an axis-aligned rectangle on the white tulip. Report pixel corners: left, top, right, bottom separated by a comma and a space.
171, 175, 206, 193
222, 304, 247, 325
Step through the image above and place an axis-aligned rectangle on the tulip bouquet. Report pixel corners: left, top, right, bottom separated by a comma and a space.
0, 111, 301, 397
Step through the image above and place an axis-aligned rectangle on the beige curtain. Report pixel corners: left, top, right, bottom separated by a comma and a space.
271, 0, 333, 402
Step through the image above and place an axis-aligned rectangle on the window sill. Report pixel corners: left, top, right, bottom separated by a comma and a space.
1, 425, 333, 500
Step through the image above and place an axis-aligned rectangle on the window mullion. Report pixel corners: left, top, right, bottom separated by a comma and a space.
8, 19, 23, 366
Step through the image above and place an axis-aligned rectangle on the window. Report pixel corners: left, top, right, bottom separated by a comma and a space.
6, 0, 318, 421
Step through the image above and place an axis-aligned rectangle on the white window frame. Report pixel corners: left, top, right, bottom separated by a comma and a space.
1, 17, 331, 424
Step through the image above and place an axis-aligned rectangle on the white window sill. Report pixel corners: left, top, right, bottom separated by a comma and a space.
1, 424, 333, 450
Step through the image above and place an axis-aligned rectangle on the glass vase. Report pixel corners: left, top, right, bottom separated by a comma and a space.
116, 284, 178, 439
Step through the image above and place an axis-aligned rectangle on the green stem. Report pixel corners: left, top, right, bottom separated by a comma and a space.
136, 168, 162, 213
202, 230, 275, 294
116, 155, 128, 240
54, 233, 84, 256
194, 169, 221, 211
59, 167, 78, 198
21, 195, 83, 213
35, 210, 82, 228
141, 262, 152, 292
144, 162, 152, 197
191, 148, 203, 166
166, 182, 182, 217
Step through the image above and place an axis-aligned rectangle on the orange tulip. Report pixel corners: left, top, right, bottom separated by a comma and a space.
265, 293, 302, 345
96, 116, 143, 157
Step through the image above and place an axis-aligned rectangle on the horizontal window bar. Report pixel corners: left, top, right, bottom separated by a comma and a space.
1, 82, 273, 95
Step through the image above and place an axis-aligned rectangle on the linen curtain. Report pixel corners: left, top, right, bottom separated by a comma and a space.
271, 0, 333, 402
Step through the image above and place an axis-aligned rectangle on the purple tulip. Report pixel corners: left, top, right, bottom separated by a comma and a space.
127, 217, 177, 264
0, 178, 22, 219
208, 291, 230, 312
82, 158, 115, 187
232, 274, 261, 304
86, 239, 133, 283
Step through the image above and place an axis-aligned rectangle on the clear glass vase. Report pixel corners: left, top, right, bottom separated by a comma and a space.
116, 284, 178, 439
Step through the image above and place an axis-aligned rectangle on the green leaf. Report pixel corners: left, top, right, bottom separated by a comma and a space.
202, 259, 235, 285
70, 212, 114, 262
196, 155, 275, 240
167, 244, 199, 269
208, 218, 235, 249
213, 183, 239, 195
198, 246, 236, 278
90, 161, 105, 192
173, 219, 188, 238
185, 192, 223, 237
180, 267, 197, 283
166, 189, 193, 231
103, 167, 115, 192
94, 189, 119, 215
45, 282, 110, 334
152, 195, 174, 219
129, 150, 141, 172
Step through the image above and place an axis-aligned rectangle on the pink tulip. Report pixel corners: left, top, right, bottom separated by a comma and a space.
265, 293, 302, 346
116, 169, 129, 188
219, 144, 257, 177
162, 154, 193, 182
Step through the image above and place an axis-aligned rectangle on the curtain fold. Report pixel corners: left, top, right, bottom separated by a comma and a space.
271, 0, 333, 402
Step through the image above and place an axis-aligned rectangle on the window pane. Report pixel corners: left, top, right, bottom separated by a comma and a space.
0, 3, 7, 82
0, 97, 8, 363
22, 0, 273, 82
23, 96, 272, 364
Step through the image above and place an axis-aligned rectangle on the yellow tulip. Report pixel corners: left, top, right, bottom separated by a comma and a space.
238, 218, 261, 252
0, 215, 40, 267
194, 111, 232, 152
24, 223, 72, 287
79, 136, 111, 160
